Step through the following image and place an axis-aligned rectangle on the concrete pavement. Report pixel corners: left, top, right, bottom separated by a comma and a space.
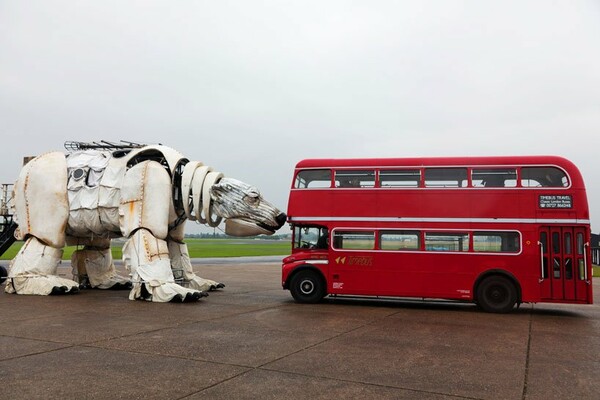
0, 261, 598, 399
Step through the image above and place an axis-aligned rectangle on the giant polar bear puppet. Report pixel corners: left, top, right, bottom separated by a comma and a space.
5, 142, 286, 302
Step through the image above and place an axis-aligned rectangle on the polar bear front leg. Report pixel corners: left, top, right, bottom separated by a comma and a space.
5, 236, 79, 296
119, 160, 206, 302
122, 229, 207, 302
168, 239, 225, 292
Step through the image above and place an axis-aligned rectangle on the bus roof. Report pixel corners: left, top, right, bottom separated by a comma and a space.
295, 155, 578, 170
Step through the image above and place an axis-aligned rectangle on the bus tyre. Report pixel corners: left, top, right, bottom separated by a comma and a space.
290, 270, 325, 304
0, 265, 6, 285
477, 276, 517, 313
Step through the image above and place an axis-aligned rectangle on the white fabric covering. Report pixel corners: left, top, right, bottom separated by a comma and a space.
4, 237, 78, 295
123, 229, 204, 302
118, 161, 171, 239
71, 248, 130, 289
168, 241, 220, 292
7, 145, 262, 302
13, 152, 69, 248
66, 150, 123, 237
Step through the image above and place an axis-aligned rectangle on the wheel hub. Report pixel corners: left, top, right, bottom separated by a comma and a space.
489, 286, 507, 304
300, 279, 314, 295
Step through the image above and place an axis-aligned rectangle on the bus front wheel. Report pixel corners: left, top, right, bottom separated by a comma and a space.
290, 270, 325, 304
476, 276, 517, 313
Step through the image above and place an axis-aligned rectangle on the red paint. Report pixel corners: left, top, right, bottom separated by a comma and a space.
282, 156, 593, 306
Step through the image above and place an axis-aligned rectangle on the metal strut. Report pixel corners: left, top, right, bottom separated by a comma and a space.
64, 140, 156, 152
0, 184, 16, 282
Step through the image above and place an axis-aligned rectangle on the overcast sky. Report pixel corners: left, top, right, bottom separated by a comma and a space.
1, 1, 599, 234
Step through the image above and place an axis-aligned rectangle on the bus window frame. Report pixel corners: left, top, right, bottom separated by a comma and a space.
334, 169, 377, 189
424, 168, 468, 188
293, 225, 329, 250
379, 169, 422, 189
520, 166, 571, 188
293, 169, 333, 189
292, 164, 572, 191
331, 228, 376, 251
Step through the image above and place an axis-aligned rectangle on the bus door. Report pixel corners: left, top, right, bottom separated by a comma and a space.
539, 227, 589, 302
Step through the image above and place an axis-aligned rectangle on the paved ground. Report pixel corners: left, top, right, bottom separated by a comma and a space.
0, 260, 598, 400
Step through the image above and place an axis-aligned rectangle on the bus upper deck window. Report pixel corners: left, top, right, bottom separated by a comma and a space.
472, 168, 517, 188
425, 168, 467, 188
335, 170, 375, 188
380, 170, 421, 188
521, 167, 569, 188
294, 169, 332, 188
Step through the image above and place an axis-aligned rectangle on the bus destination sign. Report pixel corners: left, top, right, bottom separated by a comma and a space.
539, 195, 572, 209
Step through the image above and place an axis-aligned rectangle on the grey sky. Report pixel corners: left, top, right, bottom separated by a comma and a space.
1, 1, 599, 233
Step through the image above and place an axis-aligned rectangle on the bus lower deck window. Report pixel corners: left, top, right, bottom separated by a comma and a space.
473, 232, 520, 252
425, 232, 469, 252
333, 230, 375, 250
380, 230, 420, 250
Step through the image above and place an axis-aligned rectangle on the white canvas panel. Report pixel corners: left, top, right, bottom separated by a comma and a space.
78, 187, 100, 209
99, 207, 120, 232
67, 208, 105, 236
100, 157, 127, 188
98, 186, 120, 208
67, 189, 82, 210
66, 150, 110, 170
87, 168, 105, 187
67, 209, 88, 235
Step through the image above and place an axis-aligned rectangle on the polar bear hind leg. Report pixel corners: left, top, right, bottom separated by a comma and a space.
5, 237, 79, 295
6, 152, 79, 295
70, 240, 131, 290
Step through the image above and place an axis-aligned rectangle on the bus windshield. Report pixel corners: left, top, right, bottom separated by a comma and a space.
293, 225, 328, 250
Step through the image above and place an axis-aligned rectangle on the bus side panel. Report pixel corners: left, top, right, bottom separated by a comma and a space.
288, 189, 333, 218
373, 251, 426, 297
328, 249, 379, 296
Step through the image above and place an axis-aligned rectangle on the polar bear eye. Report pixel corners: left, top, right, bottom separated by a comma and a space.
244, 193, 260, 205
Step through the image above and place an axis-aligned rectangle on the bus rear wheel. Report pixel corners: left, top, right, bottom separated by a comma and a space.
477, 276, 517, 313
290, 270, 325, 304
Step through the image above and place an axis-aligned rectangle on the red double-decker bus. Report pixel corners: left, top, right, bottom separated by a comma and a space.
281, 156, 593, 313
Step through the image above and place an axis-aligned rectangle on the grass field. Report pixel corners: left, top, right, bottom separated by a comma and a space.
2, 240, 600, 278
0, 238, 291, 260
